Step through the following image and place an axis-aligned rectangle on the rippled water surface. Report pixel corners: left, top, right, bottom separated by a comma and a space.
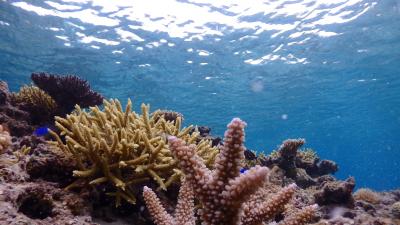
0, 0, 399, 190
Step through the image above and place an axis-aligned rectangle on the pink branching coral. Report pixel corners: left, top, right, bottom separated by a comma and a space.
144, 118, 317, 225
143, 178, 195, 225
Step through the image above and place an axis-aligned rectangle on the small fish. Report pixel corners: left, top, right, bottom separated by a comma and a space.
34, 126, 49, 136
240, 168, 247, 174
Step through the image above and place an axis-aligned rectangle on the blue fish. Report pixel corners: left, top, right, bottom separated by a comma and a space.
240, 168, 247, 174
34, 127, 49, 136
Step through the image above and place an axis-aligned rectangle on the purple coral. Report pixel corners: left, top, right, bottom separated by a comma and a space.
31, 72, 103, 114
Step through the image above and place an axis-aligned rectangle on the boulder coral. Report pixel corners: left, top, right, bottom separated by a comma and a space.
144, 118, 317, 225
49, 99, 218, 206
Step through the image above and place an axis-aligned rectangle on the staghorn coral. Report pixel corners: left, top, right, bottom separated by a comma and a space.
143, 178, 195, 225
49, 99, 218, 206
156, 118, 317, 225
11, 85, 58, 125
31, 72, 103, 114
0, 124, 11, 153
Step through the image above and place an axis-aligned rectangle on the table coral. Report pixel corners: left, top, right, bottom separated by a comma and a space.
49, 99, 218, 206
148, 118, 318, 225
0, 124, 11, 153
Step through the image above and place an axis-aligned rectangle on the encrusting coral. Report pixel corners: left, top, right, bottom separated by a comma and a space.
0, 124, 11, 153
31, 72, 104, 114
11, 85, 58, 125
49, 99, 218, 206
144, 118, 317, 225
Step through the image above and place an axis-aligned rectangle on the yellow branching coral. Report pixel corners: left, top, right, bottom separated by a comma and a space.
0, 124, 11, 154
49, 99, 218, 206
12, 85, 58, 124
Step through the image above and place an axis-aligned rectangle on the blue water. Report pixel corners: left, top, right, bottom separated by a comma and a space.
0, 0, 399, 191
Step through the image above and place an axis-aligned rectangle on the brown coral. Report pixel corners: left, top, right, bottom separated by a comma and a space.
11, 85, 58, 125
49, 99, 218, 206
31, 72, 103, 114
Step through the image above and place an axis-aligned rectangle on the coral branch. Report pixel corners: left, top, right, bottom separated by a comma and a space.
143, 178, 195, 225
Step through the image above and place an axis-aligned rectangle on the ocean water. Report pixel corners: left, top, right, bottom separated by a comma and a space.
0, 0, 399, 191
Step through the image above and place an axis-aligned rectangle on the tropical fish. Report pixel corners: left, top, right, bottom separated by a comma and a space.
240, 168, 247, 174
34, 126, 49, 136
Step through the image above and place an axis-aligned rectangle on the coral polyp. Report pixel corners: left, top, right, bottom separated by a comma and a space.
49, 99, 218, 206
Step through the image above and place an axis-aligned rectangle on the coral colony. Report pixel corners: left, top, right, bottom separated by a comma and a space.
0, 73, 399, 224
144, 118, 317, 225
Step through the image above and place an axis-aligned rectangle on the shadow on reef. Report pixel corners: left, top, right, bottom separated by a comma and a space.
0, 76, 400, 225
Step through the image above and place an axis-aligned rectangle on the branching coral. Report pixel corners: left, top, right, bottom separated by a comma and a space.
145, 118, 317, 225
49, 99, 218, 206
143, 178, 195, 225
0, 124, 11, 153
11, 85, 58, 125
31, 72, 103, 114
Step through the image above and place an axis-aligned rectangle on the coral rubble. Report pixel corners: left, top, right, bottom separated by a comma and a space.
49, 99, 218, 205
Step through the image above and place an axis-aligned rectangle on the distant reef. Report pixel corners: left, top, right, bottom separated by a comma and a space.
0, 73, 399, 225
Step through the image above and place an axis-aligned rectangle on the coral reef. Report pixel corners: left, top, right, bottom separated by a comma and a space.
31, 72, 104, 114
0, 124, 11, 153
11, 85, 58, 125
153, 118, 317, 225
0, 78, 398, 225
49, 99, 218, 206
252, 139, 338, 188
